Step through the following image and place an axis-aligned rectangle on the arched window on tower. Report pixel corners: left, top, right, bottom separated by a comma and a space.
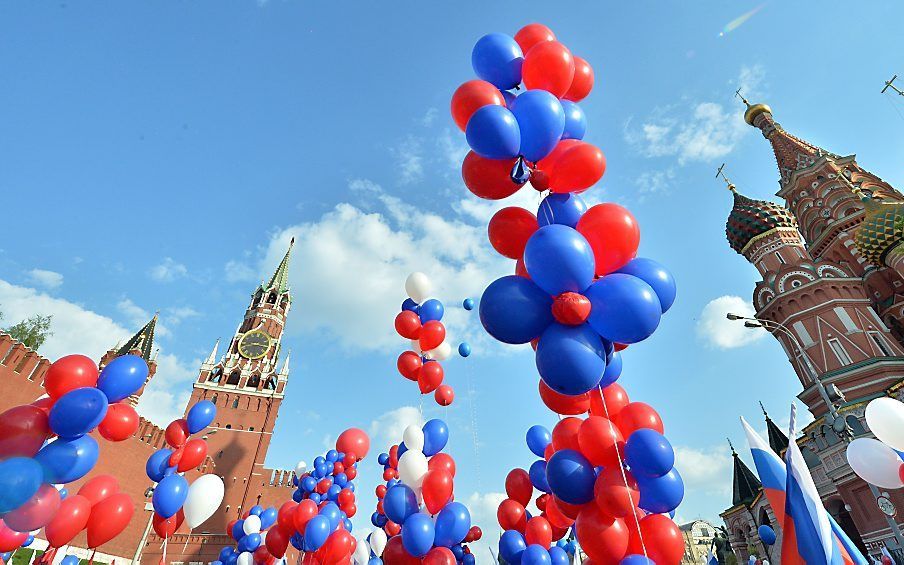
209, 368, 223, 383
247, 374, 261, 388
232, 398, 240, 409
264, 376, 276, 390
226, 371, 240, 385
211, 394, 218, 405
267, 292, 277, 304
846, 415, 866, 436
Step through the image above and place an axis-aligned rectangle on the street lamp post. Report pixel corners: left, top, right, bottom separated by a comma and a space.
726, 313, 904, 551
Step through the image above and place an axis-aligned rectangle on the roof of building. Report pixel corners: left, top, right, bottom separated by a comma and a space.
854, 194, 904, 265
730, 440, 762, 508
726, 188, 799, 254
117, 313, 158, 361
762, 402, 790, 455
265, 237, 294, 295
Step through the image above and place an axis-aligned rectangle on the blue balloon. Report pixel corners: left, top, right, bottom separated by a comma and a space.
434, 501, 471, 547
321, 502, 342, 531
398, 442, 408, 458
759, 524, 776, 546
511, 90, 565, 162
58, 488, 68, 500
301, 475, 317, 492
387, 479, 400, 489
418, 299, 444, 323
466, 105, 521, 160
335, 473, 348, 487
308, 492, 321, 504
526, 425, 551, 458
375, 513, 388, 527
422, 419, 449, 456
378, 453, 389, 465
326, 449, 339, 462
458, 342, 471, 357
186, 400, 216, 434
219, 547, 234, 561
327, 484, 341, 500
451, 545, 465, 560
291, 490, 303, 502
462, 297, 475, 311
402, 513, 435, 558
560, 100, 587, 140
463, 554, 476, 565
153, 474, 189, 518
522, 545, 552, 565
625, 429, 675, 478
587, 274, 662, 344
536, 323, 606, 395
35, 435, 99, 484
549, 546, 570, 565
529, 459, 550, 493
637, 468, 684, 514
23, 534, 34, 547
471, 33, 523, 90
0, 457, 42, 513
232, 519, 246, 541
260, 506, 278, 529
546, 449, 596, 505
402, 298, 419, 312
238, 533, 261, 553
600, 350, 623, 387
368, 558, 383, 565
537, 193, 588, 229
480, 275, 553, 344
304, 515, 331, 550
60, 556, 80, 565
523, 225, 595, 295
249, 504, 263, 516
97, 354, 148, 403
616, 258, 677, 313
290, 532, 304, 550
499, 530, 527, 564
48, 387, 109, 438
383, 484, 419, 524
620, 556, 655, 565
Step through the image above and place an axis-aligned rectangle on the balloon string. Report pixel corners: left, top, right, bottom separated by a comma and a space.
162, 536, 168, 565
597, 384, 649, 561
182, 528, 191, 554
465, 358, 482, 493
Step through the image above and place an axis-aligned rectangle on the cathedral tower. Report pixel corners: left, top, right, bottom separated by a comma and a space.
99, 313, 159, 406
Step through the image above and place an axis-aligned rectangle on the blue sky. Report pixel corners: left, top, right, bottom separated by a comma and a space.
2, 0, 904, 549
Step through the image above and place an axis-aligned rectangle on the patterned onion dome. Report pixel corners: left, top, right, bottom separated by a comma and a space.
726, 190, 799, 254
854, 196, 904, 265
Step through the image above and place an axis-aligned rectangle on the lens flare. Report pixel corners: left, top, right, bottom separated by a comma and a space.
719, 4, 766, 37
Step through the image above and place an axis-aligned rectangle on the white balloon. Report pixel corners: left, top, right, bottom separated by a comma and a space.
405, 272, 432, 304
866, 397, 904, 451
398, 449, 429, 489
353, 536, 371, 564
428, 341, 452, 361
243, 514, 262, 535
295, 460, 308, 476
259, 530, 268, 544
370, 528, 387, 557
403, 424, 425, 453
846, 438, 904, 489
237, 552, 254, 565
183, 474, 225, 529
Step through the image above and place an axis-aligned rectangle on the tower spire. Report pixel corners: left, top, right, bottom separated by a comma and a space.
204, 338, 220, 366
759, 401, 790, 455
117, 312, 158, 361
716, 163, 737, 194
279, 350, 291, 379
266, 237, 294, 294
729, 439, 762, 508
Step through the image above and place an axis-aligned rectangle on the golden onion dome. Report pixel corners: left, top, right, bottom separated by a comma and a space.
744, 103, 773, 126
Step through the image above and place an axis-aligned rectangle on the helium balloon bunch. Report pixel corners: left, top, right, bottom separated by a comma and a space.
241, 428, 370, 565
216, 504, 281, 565
454, 23, 603, 200
395, 272, 456, 407
0, 353, 150, 540
847, 397, 904, 489
367, 419, 481, 564
146, 400, 225, 542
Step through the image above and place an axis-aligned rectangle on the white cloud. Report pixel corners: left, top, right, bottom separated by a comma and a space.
149, 257, 188, 282
27, 269, 64, 289
674, 445, 732, 498
421, 108, 438, 127
392, 136, 425, 185
369, 406, 424, 449
465, 491, 508, 561
697, 295, 767, 349
135, 351, 200, 425
634, 168, 676, 201
166, 306, 201, 325
224, 260, 258, 283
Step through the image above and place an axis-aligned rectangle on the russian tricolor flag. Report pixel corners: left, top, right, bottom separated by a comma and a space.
741, 412, 868, 565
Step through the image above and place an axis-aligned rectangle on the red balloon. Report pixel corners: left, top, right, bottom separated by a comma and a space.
544, 497, 574, 529
277, 501, 297, 531
98, 402, 139, 442
397, 351, 423, 381
376, 485, 387, 499
333, 462, 344, 476
337, 488, 355, 507
152, 509, 184, 538
45, 494, 91, 547
515, 23, 556, 54
44, 354, 98, 399
388, 445, 399, 467
428, 452, 457, 477
384, 520, 401, 537
523, 41, 575, 97
168, 447, 184, 469
320, 529, 355, 565
294, 499, 318, 533
254, 546, 273, 565
165, 419, 189, 448
497, 498, 527, 532
538, 380, 590, 415
317, 479, 331, 494
505, 468, 533, 506
383, 534, 419, 564
525, 516, 553, 548
417, 362, 444, 393
336, 427, 370, 461
537, 139, 582, 175
77, 475, 120, 506
422, 469, 454, 514
451, 80, 506, 131
434, 384, 455, 406
530, 169, 550, 192
86, 492, 134, 548
553, 496, 583, 520
632, 514, 684, 565
590, 384, 630, 419
552, 292, 592, 325
544, 443, 554, 461
578, 416, 624, 467
345, 465, 357, 481
468, 525, 483, 542
576, 204, 640, 276
266, 523, 291, 558
547, 142, 606, 194
177, 439, 208, 472
551, 417, 583, 452
594, 466, 640, 519
536, 493, 549, 512
395, 311, 422, 340
615, 402, 664, 436
424, 546, 457, 565
5, 483, 60, 532
30, 396, 55, 414
0, 405, 50, 458
0, 520, 26, 552
575, 504, 629, 564
488, 207, 539, 260
342, 502, 357, 518
564, 56, 595, 102
382, 468, 397, 481
419, 321, 446, 351
515, 257, 530, 278
461, 151, 522, 200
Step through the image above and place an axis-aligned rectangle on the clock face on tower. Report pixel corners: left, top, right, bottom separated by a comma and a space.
238, 330, 271, 359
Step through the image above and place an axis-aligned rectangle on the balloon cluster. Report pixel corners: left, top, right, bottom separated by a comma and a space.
365, 419, 480, 564
455, 23, 603, 200
222, 428, 370, 565
0, 354, 149, 546
146, 400, 224, 540
0, 525, 33, 563
847, 397, 904, 489
395, 273, 456, 407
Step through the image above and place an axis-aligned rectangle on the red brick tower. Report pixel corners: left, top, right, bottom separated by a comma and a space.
99, 313, 159, 406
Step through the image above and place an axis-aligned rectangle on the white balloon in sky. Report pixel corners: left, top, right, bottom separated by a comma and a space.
428, 341, 452, 361
237, 552, 254, 565
865, 397, 904, 451
243, 514, 261, 535
403, 424, 425, 453
295, 460, 307, 476
370, 528, 387, 557
353, 536, 370, 564
405, 272, 432, 304
398, 450, 429, 490
183, 474, 225, 529
846, 437, 904, 489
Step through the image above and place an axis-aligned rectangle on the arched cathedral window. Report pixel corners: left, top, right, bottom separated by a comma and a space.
226, 371, 240, 386
209, 368, 223, 383
247, 374, 261, 388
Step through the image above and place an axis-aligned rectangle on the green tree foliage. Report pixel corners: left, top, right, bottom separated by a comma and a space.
0, 311, 53, 351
